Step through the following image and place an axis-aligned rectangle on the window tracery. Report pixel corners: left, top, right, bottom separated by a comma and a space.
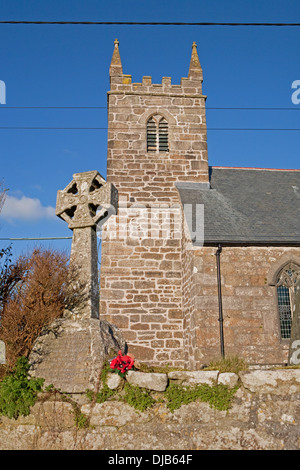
276, 263, 300, 339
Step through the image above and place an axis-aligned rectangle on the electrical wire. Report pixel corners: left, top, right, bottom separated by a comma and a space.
0, 237, 72, 241
0, 106, 299, 110
0, 21, 300, 26
0, 126, 299, 131
0, 106, 105, 109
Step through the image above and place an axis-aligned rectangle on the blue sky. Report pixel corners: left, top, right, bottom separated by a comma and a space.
0, 0, 299, 259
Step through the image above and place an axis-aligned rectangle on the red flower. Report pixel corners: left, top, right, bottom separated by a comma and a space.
110, 350, 134, 376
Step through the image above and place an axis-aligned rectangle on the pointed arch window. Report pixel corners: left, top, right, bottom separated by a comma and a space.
276, 263, 300, 339
147, 115, 169, 153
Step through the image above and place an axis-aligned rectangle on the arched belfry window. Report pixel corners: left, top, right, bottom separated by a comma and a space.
147, 115, 169, 153
276, 263, 300, 339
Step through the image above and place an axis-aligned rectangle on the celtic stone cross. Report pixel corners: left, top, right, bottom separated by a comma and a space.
56, 171, 118, 319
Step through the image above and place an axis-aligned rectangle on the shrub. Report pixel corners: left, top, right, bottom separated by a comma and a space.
0, 356, 44, 419
0, 247, 87, 370
0, 245, 29, 318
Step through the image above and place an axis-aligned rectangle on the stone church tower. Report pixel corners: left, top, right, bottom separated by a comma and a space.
100, 40, 207, 367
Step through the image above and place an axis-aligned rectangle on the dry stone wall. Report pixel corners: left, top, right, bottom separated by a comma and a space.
0, 368, 299, 450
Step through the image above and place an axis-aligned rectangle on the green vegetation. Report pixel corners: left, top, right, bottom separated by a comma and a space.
121, 382, 156, 412
0, 357, 90, 428
72, 402, 90, 429
86, 361, 157, 412
86, 361, 118, 404
165, 382, 239, 413
205, 355, 248, 375
86, 384, 116, 404
86, 361, 239, 414
0, 356, 44, 419
0, 356, 240, 426
135, 362, 184, 374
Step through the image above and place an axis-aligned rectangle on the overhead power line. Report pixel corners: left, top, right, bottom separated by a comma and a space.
0, 106, 299, 111
0, 126, 299, 131
0, 237, 72, 241
0, 20, 300, 26
207, 107, 300, 111
208, 128, 300, 131
0, 106, 105, 109
0, 126, 107, 130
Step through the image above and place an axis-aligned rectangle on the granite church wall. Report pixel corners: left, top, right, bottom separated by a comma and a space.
192, 246, 300, 366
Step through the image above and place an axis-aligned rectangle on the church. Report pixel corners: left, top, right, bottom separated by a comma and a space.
99, 40, 300, 369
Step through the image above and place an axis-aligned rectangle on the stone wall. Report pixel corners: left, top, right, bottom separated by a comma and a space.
181, 221, 198, 370
191, 246, 300, 366
0, 368, 299, 450
100, 230, 185, 366
106, 80, 208, 188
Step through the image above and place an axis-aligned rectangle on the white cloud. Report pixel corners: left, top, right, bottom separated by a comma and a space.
0, 195, 56, 221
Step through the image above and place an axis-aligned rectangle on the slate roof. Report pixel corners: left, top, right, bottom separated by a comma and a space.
176, 167, 300, 246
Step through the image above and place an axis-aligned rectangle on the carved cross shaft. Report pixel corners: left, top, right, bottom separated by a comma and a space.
56, 171, 118, 319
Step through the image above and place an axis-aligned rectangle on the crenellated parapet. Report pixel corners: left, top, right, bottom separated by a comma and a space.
109, 41, 205, 97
